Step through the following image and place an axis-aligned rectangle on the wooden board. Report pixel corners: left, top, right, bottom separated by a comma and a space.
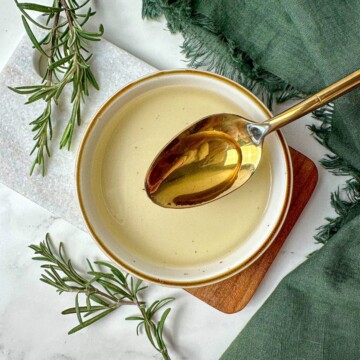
186, 148, 318, 313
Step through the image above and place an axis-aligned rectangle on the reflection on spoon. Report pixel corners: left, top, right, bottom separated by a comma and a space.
145, 131, 242, 207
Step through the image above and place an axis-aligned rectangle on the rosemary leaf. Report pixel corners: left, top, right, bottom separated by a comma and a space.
75, 293, 83, 324
62, 305, 105, 315
14, 0, 53, 30
126, 316, 145, 321
48, 54, 73, 69
89, 294, 110, 307
21, 16, 49, 57
68, 308, 116, 334
158, 308, 171, 338
18, 3, 63, 13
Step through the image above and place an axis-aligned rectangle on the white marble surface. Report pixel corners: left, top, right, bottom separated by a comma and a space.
0, 1, 346, 359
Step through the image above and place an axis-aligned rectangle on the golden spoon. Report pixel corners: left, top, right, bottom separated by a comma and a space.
145, 70, 360, 208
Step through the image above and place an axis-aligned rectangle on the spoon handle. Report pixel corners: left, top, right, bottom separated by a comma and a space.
267, 69, 360, 132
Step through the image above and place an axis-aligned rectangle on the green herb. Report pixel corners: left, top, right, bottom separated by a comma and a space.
10, 0, 103, 175
30, 234, 174, 360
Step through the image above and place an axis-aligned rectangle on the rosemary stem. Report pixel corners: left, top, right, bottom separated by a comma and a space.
134, 296, 171, 360
47, 1, 61, 85
59, 0, 75, 35
161, 350, 171, 360
92, 288, 124, 303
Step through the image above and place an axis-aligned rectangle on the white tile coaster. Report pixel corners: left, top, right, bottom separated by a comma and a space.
0, 34, 156, 230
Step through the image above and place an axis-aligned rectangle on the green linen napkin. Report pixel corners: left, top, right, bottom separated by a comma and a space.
221, 210, 360, 360
143, 0, 360, 358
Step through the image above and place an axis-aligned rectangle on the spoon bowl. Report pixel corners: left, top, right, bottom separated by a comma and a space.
145, 114, 260, 208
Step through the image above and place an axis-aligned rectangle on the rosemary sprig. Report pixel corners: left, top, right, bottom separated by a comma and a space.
10, 0, 103, 175
30, 234, 174, 360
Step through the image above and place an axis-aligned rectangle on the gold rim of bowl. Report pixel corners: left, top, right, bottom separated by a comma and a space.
76, 69, 293, 288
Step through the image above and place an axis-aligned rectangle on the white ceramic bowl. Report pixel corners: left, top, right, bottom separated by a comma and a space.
76, 70, 292, 287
